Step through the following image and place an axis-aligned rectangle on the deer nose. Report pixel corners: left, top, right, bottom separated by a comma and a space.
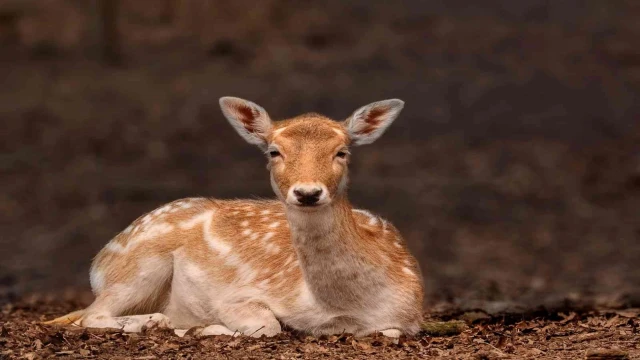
293, 187, 323, 205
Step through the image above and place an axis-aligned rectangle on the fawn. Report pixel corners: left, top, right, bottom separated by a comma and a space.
46, 97, 424, 338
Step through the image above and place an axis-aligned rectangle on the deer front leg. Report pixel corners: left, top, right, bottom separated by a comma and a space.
218, 301, 281, 337
83, 313, 173, 333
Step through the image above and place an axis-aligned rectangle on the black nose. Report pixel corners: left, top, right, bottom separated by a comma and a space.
293, 188, 323, 205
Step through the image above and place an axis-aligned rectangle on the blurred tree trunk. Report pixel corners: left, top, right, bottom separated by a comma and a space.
97, 0, 122, 66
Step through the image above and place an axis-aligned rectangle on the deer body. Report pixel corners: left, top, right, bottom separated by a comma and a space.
47, 98, 424, 338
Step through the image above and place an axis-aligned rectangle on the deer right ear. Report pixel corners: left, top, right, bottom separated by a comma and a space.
344, 99, 404, 146
219, 97, 273, 149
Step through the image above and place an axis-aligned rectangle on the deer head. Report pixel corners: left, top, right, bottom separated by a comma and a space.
219, 97, 404, 210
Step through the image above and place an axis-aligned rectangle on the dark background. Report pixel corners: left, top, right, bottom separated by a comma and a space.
1, 0, 639, 311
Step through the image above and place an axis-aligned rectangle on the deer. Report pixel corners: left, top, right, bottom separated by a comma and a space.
45, 97, 424, 339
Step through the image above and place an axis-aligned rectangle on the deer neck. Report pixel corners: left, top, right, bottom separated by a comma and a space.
285, 196, 383, 310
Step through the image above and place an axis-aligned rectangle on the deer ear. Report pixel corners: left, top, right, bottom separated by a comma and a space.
344, 99, 404, 146
219, 97, 273, 149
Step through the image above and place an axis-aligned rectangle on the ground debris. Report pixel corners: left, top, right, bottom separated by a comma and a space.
0, 298, 639, 359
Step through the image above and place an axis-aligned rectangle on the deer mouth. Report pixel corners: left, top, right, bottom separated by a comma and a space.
289, 201, 330, 211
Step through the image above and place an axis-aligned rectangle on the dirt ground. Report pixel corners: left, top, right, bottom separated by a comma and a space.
1, 294, 639, 359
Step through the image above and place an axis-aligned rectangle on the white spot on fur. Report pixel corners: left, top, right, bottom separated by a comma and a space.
179, 212, 211, 230
105, 240, 126, 253
179, 202, 193, 209
263, 232, 275, 241
246, 211, 255, 216
261, 217, 269, 222
393, 242, 402, 248
152, 204, 173, 216
402, 267, 415, 276
105, 221, 174, 254
265, 243, 280, 254
135, 223, 174, 242
232, 211, 239, 215
241, 220, 249, 227
269, 221, 280, 229
242, 229, 252, 236
250, 233, 259, 241
283, 254, 294, 267
122, 225, 134, 234
353, 209, 378, 226
260, 210, 271, 215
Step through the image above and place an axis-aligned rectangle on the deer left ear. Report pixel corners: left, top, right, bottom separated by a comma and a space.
219, 97, 273, 149
344, 99, 404, 146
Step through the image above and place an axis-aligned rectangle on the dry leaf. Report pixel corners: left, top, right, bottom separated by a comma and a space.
613, 309, 640, 319
559, 312, 577, 324
604, 315, 621, 328
586, 348, 629, 359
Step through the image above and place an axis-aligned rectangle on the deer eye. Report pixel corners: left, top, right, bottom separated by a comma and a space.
336, 150, 348, 159
269, 150, 281, 158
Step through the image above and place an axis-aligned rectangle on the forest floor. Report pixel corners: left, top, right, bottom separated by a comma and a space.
1, 294, 639, 359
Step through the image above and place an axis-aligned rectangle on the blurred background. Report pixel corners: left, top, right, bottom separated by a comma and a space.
1, 0, 639, 311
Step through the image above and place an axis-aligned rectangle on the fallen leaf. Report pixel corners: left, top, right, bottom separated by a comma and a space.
604, 315, 621, 328
613, 309, 640, 318
79, 349, 91, 356
586, 348, 629, 359
459, 311, 491, 323
559, 312, 577, 324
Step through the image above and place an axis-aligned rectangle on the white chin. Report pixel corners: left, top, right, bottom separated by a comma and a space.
286, 201, 330, 209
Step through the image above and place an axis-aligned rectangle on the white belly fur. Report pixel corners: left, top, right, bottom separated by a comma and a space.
163, 248, 336, 331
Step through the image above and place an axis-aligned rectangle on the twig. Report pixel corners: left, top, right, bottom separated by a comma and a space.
247, 326, 265, 338
225, 329, 239, 345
